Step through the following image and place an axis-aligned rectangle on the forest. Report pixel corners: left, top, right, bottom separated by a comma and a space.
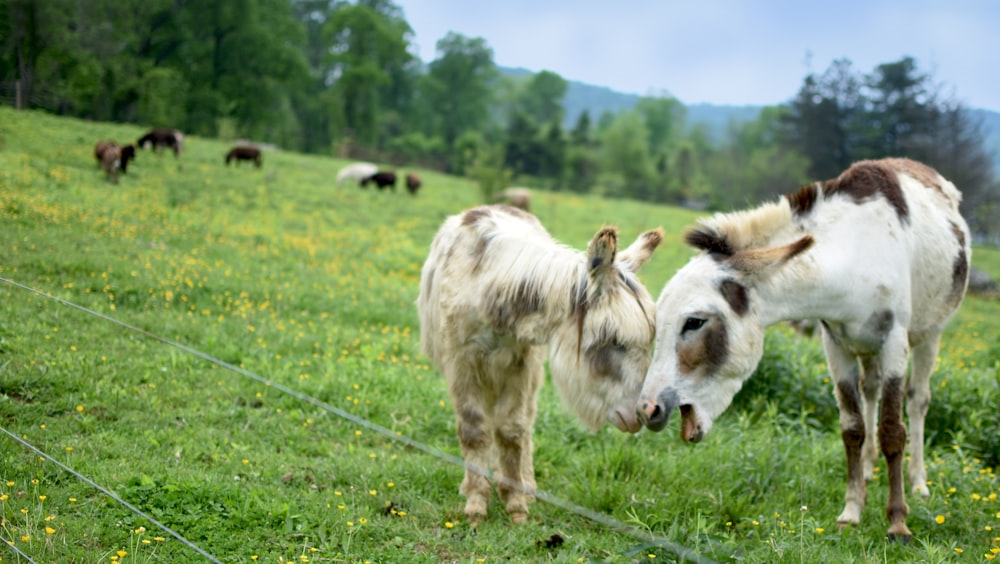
2, 0, 998, 238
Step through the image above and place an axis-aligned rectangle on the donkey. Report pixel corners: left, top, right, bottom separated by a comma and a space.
419, 205, 663, 524
636, 158, 970, 542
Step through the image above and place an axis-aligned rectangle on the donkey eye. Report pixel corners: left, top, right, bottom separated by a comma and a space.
681, 317, 706, 334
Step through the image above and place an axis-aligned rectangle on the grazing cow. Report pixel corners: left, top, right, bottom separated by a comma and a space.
361, 170, 397, 191
493, 187, 532, 212
137, 128, 183, 157
93, 141, 136, 183
636, 158, 970, 542
405, 172, 421, 195
94, 141, 116, 163
336, 162, 377, 186
419, 204, 663, 524
226, 146, 262, 168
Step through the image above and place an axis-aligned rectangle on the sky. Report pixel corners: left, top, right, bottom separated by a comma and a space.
393, 0, 1000, 112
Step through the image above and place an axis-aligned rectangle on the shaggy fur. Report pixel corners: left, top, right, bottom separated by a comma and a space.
419, 205, 662, 524
638, 158, 969, 542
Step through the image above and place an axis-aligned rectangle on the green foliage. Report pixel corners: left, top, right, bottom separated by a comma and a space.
465, 140, 512, 203
512, 69, 568, 126
136, 68, 189, 127
597, 110, 655, 199
424, 32, 499, 149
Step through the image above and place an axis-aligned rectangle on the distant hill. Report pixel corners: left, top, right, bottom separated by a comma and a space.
500, 66, 1000, 172
500, 66, 758, 141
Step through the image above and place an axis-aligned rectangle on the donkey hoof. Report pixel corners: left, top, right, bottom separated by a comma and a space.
887, 521, 913, 544
887, 532, 912, 545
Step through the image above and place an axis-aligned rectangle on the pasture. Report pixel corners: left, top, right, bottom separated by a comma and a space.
0, 106, 997, 562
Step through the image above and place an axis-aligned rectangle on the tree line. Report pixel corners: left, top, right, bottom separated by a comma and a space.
2, 0, 997, 238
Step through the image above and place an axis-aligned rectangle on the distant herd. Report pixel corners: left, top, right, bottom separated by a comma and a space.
91, 128, 436, 199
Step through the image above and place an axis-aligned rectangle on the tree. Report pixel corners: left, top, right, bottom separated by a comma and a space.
515, 70, 567, 125
781, 58, 864, 179
704, 107, 811, 208
925, 101, 999, 239
861, 56, 938, 161
598, 110, 653, 199
503, 111, 540, 175
537, 118, 566, 182
0, 0, 72, 110
782, 56, 998, 239
570, 110, 592, 147
423, 32, 498, 150
324, 0, 414, 149
636, 96, 685, 157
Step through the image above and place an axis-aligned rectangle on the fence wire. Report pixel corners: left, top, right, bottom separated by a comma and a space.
0, 427, 222, 563
0, 276, 715, 563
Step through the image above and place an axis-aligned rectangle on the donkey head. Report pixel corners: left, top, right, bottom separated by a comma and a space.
549, 226, 663, 434
637, 222, 813, 442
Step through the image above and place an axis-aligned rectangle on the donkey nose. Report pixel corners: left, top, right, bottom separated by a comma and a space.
637, 398, 670, 432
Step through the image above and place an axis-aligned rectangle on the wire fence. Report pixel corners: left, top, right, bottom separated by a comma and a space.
0, 275, 715, 563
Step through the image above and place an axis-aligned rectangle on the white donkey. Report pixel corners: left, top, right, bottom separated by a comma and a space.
637, 158, 970, 542
419, 204, 663, 524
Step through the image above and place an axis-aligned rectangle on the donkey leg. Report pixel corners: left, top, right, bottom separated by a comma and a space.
859, 357, 883, 482
449, 367, 494, 524
906, 333, 940, 498
879, 332, 912, 542
519, 357, 544, 502
824, 334, 866, 527
493, 359, 542, 523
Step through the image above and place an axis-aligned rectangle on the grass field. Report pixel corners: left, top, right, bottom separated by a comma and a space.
1, 106, 998, 563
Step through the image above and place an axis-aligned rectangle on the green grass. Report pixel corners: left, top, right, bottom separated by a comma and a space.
0, 106, 998, 563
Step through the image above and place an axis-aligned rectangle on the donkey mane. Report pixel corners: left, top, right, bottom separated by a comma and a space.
685, 199, 793, 255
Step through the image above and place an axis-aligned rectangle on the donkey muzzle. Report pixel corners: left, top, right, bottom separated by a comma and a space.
637, 388, 679, 432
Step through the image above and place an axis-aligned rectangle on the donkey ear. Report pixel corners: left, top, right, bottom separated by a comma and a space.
617, 227, 664, 273
684, 224, 734, 257
727, 235, 814, 277
587, 226, 619, 273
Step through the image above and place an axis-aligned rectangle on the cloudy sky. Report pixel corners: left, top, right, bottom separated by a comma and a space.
393, 0, 1000, 112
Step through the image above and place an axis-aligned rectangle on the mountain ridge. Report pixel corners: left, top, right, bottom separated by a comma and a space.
499, 66, 1000, 170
